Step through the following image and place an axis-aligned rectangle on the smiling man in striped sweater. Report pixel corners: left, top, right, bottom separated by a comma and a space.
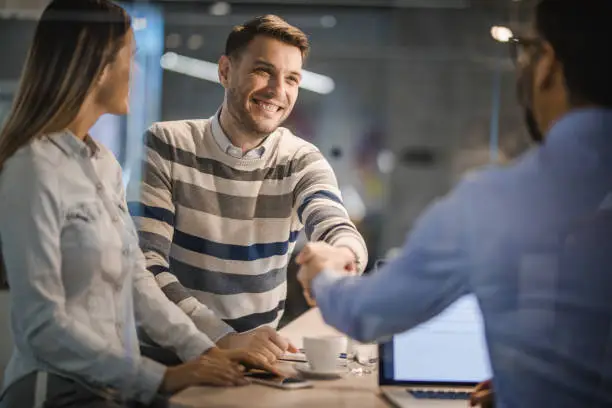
129, 15, 367, 362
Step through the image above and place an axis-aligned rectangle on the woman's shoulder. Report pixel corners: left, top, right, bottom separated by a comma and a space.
0, 138, 66, 210
4, 137, 67, 177
10, 134, 71, 167
0, 134, 82, 203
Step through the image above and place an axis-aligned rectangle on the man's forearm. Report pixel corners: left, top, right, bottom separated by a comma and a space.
152, 270, 235, 342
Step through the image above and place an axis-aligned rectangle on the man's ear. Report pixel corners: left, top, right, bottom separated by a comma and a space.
533, 41, 558, 91
218, 55, 231, 88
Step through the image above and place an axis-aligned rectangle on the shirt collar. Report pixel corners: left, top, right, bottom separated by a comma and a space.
45, 130, 101, 159
211, 108, 276, 159
546, 108, 612, 146
541, 108, 612, 168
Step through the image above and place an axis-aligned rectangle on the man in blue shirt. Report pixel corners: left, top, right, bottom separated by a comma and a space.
296, 1, 612, 407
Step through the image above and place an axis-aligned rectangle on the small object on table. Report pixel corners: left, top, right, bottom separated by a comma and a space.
293, 362, 347, 379
279, 351, 307, 363
280, 350, 347, 363
245, 370, 313, 390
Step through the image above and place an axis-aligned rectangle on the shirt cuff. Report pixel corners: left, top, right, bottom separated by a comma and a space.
331, 236, 367, 273
131, 357, 167, 404
208, 322, 236, 343
176, 331, 217, 362
312, 268, 346, 300
191, 309, 236, 344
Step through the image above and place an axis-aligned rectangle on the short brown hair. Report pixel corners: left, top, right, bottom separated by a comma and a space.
225, 15, 310, 60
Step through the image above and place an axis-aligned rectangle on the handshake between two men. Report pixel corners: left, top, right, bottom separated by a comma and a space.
292, 242, 496, 408
295, 242, 359, 306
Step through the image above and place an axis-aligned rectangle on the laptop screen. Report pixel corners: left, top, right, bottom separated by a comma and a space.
380, 294, 492, 386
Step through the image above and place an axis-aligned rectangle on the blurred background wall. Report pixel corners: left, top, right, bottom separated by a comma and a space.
0, 0, 536, 365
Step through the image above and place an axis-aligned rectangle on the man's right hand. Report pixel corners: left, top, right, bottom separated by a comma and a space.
296, 242, 357, 306
217, 326, 298, 364
160, 355, 248, 393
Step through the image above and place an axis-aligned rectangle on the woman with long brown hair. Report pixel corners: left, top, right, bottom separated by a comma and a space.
0, 1, 274, 407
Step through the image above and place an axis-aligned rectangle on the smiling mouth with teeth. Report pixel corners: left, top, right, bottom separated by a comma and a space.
253, 99, 282, 113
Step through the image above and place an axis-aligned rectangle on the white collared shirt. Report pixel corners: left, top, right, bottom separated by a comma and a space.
211, 110, 270, 159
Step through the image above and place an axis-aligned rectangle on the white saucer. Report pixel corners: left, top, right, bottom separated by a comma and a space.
294, 363, 347, 379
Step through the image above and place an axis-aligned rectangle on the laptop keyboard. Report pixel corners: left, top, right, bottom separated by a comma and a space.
408, 390, 471, 400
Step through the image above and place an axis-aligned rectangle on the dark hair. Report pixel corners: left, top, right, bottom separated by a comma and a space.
0, 0, 131, 290
224, 14, 310, 60
0, 0, 131, 171
535, 0, 612, 107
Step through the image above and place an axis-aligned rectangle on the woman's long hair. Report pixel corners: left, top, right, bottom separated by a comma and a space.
0, 0, 131, 169
0, 0, 131, 289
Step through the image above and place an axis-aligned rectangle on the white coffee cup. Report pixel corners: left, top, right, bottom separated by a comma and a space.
302, 335, 347, 372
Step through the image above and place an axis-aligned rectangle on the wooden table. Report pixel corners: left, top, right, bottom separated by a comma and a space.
169, 309, 389, 408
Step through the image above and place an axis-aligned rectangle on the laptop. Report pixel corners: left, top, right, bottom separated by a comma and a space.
378, 294, 492, 407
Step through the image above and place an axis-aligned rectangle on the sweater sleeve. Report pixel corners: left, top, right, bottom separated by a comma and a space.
293, 146, 368, 272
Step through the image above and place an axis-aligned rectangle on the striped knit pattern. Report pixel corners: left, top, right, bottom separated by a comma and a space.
129, 117, 367, 334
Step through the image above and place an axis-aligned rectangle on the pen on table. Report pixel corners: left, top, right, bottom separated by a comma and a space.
293, 349, 348, 359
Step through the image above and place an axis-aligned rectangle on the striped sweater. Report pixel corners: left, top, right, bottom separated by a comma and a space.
128, 115, 368, 339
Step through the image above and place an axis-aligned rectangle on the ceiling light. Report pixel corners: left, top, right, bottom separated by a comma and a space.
165, 33, 181, 49
490, 26, 513, 43
320, 15, 337, 28
377, 150, 396, 174
300, 70, 335, 95
160, 52, 219, 83
160, 52, 336, 95
187, 34, 204, 50
210, 2, 231, 16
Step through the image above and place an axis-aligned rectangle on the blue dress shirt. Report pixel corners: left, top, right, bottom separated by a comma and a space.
313, 108, 612, 408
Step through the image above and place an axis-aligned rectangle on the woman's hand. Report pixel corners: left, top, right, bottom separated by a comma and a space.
207, 347, 283, 376
160, 355, 248, 393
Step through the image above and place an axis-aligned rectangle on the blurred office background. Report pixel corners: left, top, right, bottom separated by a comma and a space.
0, 0, 536, 369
